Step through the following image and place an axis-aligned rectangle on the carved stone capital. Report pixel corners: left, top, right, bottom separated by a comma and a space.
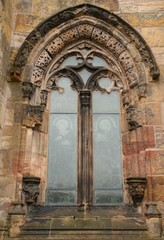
80, 91, 91, 108
126, 177, 146, 206
22, 176, 41, 205
22, 81, 36, 99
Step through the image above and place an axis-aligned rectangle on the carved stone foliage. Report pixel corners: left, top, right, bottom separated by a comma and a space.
22, 176, 41, 205
126, 177, 147, 206
35, 50, 52, 69
126, 104, 142, 131
12, 4, 159, 83
11, 41, 33, 81
22, 81, 36, 99
40, 90, 48, 106
80, 91, 91, 108
31, 24, 138, 88
22, 105, 45, 129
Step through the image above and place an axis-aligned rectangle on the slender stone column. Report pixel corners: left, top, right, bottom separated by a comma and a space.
78, 91, 93, 206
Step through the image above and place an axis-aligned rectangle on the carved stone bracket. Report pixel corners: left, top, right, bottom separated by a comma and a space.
22, 104, 45, 129
22, 81, 36, 99
126, 177, 147, 207
22, 176, 41, 205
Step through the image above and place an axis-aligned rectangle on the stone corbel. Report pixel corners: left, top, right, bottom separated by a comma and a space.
22, 176, 41, 206
126, 177, 147, 207
22, 104, 45, 129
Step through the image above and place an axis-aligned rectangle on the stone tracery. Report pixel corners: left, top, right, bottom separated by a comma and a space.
11, 4, 160, 86
10, 16, 160, 142
14, 4, 159, 132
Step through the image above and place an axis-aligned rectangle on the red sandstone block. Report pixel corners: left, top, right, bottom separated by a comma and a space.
138, 151, 146, 176
123, 154, 139, 177
147, 176, 164, 202
146, 150, 164, 175
122, 126, 156, 156
143, 126, 155, 148
155, 126, 164, 148
10, 150, 19, 175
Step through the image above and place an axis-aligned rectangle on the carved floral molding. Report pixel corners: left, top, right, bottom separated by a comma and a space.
11, 4, 159, 84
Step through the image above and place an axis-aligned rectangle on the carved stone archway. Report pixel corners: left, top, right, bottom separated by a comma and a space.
11, 4, 160, 205
12, 4, 159, 83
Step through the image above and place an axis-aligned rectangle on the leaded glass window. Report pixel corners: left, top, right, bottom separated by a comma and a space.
46, 43, 123, 206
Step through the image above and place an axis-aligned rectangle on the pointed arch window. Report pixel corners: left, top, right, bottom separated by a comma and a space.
46, 43, 123, 206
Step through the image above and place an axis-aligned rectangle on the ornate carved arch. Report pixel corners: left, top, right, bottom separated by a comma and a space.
12, 4, 160, 130
12, 4, 159, 81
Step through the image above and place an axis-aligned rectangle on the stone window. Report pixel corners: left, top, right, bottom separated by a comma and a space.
46, 44, 123, 206
12, 4, 159, 208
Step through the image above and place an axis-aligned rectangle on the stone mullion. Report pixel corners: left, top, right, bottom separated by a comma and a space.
78, 91, 93, 206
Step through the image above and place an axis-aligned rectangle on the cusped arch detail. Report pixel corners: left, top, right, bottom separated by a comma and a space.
11, 3, 160, 107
